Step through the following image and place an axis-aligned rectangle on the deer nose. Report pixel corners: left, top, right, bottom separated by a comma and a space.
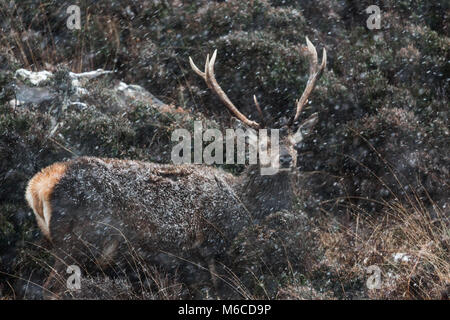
279, 153, 292, 167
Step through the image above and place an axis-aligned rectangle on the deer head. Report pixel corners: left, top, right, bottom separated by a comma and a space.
189, 37, 327, 218
189, 37, 326, 174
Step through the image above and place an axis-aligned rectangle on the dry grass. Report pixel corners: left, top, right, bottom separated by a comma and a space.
0, 231, 186, 300
317, 193, 449, 299
0, 1, 121, 72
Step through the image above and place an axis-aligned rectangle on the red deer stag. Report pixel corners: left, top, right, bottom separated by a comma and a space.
25, 37, 326, 298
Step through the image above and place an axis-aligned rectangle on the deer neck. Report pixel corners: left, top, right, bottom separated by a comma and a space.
238, 164, 295, 221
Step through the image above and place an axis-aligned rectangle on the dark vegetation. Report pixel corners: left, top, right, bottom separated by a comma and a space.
0, 0, 448, 299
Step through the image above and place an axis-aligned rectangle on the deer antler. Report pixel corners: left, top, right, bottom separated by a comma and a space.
189, 50, 261, 129
190, 38, 326, 129
291, 37, 327, 124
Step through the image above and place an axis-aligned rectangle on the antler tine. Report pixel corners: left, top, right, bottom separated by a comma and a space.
205, 51, 215, 90
189, 56, 205, 79
292, 37, 327, 124
190, 50, 261, 129
307, 37, 318, 70
253, 95, 265, 126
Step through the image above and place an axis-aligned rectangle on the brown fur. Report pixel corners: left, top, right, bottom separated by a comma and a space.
25, 162, 68, 240
23, 118, 316, 298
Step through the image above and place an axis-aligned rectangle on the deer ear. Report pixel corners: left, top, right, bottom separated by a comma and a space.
291, 112, 318, 144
